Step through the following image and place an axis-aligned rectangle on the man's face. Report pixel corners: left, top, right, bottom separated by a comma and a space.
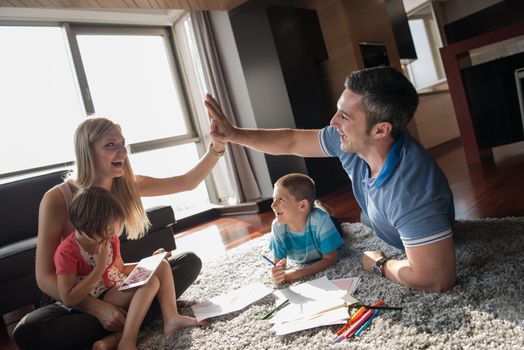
329, 89, 372, 154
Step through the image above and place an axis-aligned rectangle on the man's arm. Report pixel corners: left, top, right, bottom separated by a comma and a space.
362, 236, 456, 292
284, 250, 339, 283
205, 94, 326, 157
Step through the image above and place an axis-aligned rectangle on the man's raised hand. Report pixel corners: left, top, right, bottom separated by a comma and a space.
204, 94, 237, 143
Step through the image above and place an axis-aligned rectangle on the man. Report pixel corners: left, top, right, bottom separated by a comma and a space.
205, 66, 456, 292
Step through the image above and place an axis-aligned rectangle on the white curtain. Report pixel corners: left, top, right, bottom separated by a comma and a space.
173, 12, 261, 203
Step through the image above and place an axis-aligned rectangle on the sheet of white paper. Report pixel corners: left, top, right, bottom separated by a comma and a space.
329, 276, 361, 305
192, 282, 273, 321
273, 276, 345, 302
272, 305, 349, 335
270, 276, 347, 324
330, 276, 361, 295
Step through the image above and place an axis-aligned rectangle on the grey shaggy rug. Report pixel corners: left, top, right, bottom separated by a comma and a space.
138, 218, 524, 349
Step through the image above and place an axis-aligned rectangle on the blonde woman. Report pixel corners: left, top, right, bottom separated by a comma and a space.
14, 116, 225, 350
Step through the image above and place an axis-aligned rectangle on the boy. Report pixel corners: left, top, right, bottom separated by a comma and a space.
54, 187, 203, 350
268, 173, 344, 283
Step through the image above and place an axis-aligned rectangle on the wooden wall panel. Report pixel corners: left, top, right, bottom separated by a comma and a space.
0, 0, 246, 9
292, 0, 401, 110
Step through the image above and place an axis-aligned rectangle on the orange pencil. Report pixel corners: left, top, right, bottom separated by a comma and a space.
336, 306, 366, 335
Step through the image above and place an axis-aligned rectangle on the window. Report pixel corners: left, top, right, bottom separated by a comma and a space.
404, 3, 446, 89
0, 24, 216, 217
0, 26, 84, 176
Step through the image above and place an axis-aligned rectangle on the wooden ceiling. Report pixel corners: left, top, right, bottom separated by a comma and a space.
0, 0, 248, 11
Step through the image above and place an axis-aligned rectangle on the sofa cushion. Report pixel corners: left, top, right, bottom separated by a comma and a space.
0, 237, 37, 283
120, 226, 176, 263
0, 171, 67, 246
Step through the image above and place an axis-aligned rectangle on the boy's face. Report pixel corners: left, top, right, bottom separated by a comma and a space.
271, 185, 307, 225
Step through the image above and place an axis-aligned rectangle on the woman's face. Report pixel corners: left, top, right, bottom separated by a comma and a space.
92, 125, 128, 181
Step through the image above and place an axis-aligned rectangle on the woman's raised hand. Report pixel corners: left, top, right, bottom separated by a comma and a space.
205, 94, 237, 144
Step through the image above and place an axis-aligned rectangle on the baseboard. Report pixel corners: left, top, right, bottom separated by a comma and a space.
216, 198, 272, 216
172, 198, 272, 233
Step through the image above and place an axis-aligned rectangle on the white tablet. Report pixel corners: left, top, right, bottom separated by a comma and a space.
118, 252, 167, 291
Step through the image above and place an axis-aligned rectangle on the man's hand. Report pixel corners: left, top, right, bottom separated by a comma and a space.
205, 94, 237, 143
271, 258, 287, 284
362, 250, 385, 272
95, 301, 127, 332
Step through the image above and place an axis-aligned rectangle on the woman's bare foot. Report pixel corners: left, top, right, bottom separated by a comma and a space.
163, 315, 206, 334
92, 332, 122, 350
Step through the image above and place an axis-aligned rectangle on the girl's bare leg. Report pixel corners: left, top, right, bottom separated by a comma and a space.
154, 260, 206, 334
117, 277, 160, 350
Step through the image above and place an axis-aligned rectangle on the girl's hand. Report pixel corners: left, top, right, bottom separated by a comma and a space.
95, 238, 111, 269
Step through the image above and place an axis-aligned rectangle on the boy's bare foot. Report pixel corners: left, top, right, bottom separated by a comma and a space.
92, 332, 122, 350
163, 315, 206, 334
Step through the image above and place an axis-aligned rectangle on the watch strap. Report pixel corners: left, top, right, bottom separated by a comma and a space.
374, 257, 389, 277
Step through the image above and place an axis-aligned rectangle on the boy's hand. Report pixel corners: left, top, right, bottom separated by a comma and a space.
271, 258, 287, 284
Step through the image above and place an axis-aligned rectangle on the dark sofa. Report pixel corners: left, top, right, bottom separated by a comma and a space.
0, 170, 177, 320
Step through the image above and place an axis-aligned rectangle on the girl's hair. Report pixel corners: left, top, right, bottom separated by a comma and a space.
69, 187, 125, 239
275, 173, 316, 211
70, 116, 150, 239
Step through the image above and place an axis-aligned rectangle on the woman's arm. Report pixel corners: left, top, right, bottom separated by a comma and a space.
136, 140, 226, 196
36, 188, 68, 300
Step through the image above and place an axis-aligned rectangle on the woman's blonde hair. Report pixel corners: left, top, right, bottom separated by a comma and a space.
71, 116, 150, 239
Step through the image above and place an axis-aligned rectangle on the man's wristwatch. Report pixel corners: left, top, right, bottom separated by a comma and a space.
373, 257, 389, 277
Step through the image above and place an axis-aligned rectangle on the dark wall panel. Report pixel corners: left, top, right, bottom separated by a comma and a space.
462, 52, 524, 149
445, 0, 524, 44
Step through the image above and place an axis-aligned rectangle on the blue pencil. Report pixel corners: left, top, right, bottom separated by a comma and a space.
354, 310, 379, 336
261, 255, 276, 266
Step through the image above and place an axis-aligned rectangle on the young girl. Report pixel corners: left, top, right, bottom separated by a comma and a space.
55, 187, 204, 350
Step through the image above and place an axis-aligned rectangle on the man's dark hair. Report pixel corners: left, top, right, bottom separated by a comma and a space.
345, 66, 418, 138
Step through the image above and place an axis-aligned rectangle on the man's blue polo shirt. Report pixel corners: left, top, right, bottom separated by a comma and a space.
319, 126, 455, 250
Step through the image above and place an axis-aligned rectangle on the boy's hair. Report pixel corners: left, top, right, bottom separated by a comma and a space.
69, 187, 125, 238
275, 173, 316, 211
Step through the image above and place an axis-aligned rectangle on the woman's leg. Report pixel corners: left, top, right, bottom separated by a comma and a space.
13, 303, 108, 350
170, 251, 202, 298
